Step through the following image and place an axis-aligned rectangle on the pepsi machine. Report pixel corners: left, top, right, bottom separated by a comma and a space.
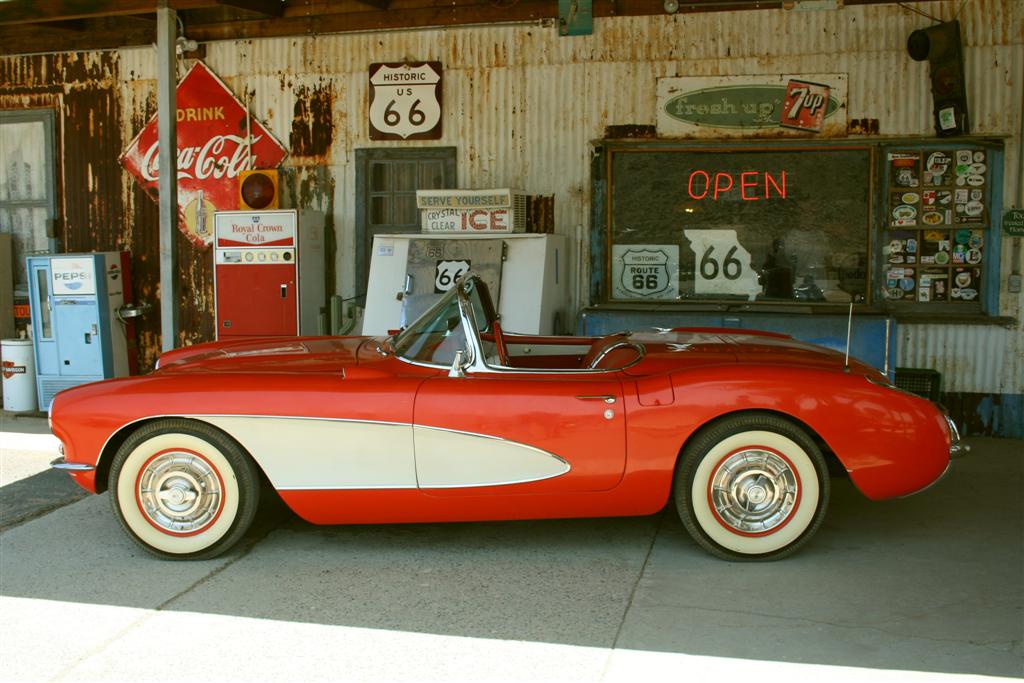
26, 252, 143, 410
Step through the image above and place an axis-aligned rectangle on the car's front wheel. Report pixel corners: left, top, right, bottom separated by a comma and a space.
674, 413, 829, 561
109, 419, 260, 560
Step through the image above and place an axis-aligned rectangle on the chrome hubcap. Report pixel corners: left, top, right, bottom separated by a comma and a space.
138, 452, 221, 534
710, 449, 799, 534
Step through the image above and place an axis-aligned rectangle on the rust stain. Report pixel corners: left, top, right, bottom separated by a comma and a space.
289, 81, 334, 160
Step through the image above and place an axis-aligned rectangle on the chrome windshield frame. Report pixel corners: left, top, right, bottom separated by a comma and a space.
393, 272, 644, 375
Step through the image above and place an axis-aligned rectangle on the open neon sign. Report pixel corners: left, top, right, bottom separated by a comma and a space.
687, 170, 788, 201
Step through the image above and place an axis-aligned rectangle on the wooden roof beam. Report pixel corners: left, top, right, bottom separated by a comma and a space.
0, 0, 219, 26
216, 0, 285, 17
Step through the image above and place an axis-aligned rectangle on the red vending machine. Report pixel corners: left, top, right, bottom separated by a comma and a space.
213, 210, 299, 339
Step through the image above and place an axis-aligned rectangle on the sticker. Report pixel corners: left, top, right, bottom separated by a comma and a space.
892, 205, 917, 222
899, 278, 915, 291
376, 244, 395, 257
958, 288, 978, 300
954, 189, 969, 203
890, 153, 920, 187
888, 240, 904, 253
966, 175, 985, 187
924, 230, 945, 242
973, 151, 985, 162
889, 254, 905, 264
966, 248, 982, 264
921, 256, 935, 264
969, 190, 983, 201
956, 150, 973, 166
955, 175, 967, 186
434, 260, 471, 292
923, 190, 937, 205
935, 251, 949, 264
902, 192, 920, 204
968, 233, 983, 249
955, 229, 971, 244
937, 191, 953, 205
926, 152, 951, 174
907, 238, 918, 253
612, 244, 681, 300
952, 249, 966, 264
955, 271, 972, 287
885, 288, 905, 299
922, 211, 944, 225
917, 287, 931, 302
907, 255, 917, 264
969, 162, 986, 175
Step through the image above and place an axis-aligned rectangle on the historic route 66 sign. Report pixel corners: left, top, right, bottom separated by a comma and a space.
611, 245, 679, 300
369, 62, 443, 141
434, 260, 470, 293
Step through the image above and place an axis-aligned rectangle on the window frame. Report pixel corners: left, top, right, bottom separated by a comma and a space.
354, 146, 457, 303
591, 137, 1005, 319
0, 108, 59, 293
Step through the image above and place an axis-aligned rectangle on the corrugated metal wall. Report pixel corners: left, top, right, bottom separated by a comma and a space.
4, 1, 1023, 398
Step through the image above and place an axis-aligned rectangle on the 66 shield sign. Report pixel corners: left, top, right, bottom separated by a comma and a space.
369, 62, 442, 140
612, 245, 679, 300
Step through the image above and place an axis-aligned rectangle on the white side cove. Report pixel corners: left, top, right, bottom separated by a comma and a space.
196, 416, 417, 490
413, 426, 570, 489
191, 416, 570, 490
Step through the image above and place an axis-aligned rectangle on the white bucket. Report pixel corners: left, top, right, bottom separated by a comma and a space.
2, 339, 37, 412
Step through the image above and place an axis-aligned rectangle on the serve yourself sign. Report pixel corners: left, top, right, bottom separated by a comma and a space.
119, 62, 288, 248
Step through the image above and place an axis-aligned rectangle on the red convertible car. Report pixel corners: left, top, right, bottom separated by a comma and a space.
50, 274, 963, 561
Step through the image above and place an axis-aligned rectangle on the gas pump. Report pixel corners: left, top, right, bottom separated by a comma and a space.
26, 252, 144, 410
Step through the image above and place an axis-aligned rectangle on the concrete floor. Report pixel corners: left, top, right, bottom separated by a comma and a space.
1, 412, 1021, 682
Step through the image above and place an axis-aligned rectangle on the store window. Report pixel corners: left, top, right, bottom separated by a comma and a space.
606, 145, 871, 304
596, 139, 1003, 316
355, 147, 456, 300
0, 109, 57, 294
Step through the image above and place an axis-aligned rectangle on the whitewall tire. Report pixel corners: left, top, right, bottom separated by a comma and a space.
109, 419, 260, 560
675, 413, 829, 561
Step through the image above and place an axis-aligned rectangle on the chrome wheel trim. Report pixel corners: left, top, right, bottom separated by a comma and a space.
709, 448, 799, 535
137, 451, 223, 534
690, 430, 820, 555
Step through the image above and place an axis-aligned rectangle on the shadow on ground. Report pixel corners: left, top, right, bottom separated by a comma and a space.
1, 438, 1021, 678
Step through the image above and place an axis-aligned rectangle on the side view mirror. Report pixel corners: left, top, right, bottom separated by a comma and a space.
449, 350, 467, 378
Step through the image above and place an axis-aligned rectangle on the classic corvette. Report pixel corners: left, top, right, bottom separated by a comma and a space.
50, 274, 964, 561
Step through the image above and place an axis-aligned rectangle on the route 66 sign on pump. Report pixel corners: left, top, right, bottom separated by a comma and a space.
369, 62, 443, 140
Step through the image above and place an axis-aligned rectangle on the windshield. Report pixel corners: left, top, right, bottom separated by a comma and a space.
392, 275, 502, 367
392, 287, 468, 366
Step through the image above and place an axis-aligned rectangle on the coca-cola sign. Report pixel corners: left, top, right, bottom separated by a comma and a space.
120, 62, 287, 247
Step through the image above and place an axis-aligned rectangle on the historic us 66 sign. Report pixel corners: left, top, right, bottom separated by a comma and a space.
369, 62, 442, 140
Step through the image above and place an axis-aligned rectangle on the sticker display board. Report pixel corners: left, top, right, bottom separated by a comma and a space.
882, 148, 990, 304
609, 147, 871, 303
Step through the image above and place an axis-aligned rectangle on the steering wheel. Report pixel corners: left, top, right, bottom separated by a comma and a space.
491, 319, 510, 367
588, 340, 642, 369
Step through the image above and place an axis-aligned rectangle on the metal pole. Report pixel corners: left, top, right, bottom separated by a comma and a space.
156, 3, 179, 352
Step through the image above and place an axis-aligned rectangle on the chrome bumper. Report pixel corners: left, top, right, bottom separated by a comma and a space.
50, 457, 96, 472
945, 415, 970, 460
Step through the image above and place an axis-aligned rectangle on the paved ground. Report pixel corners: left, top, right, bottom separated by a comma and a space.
1, 411, 1021, 682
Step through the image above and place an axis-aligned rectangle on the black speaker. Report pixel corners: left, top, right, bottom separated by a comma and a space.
907, 20, 970, 137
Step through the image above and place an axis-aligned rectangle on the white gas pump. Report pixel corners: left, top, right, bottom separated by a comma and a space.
362, 233, 567, 335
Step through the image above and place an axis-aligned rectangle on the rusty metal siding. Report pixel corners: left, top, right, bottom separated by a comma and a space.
4, 1, 1022, 386
898, 323, 1019, 395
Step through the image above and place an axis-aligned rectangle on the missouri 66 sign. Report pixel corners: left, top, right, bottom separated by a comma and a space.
369, 62, 443, 140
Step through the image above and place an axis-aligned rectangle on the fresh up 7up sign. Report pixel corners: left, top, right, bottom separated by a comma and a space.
656, 74, 847, 138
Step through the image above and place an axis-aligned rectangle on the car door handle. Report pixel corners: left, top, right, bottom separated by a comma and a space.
575, 395, 616, 404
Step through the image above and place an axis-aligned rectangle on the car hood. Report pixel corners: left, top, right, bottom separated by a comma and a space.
624, 328, 878, 376
155, 336, 374, 374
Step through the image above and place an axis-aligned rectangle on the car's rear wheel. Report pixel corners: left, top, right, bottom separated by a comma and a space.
108, 419, 260, 560
674, 413, 829, 561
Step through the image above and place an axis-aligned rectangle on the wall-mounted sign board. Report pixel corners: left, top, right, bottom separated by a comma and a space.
656, 74, 848, 138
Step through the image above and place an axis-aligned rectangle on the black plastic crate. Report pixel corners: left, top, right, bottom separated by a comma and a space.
894, 367, 942, 402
